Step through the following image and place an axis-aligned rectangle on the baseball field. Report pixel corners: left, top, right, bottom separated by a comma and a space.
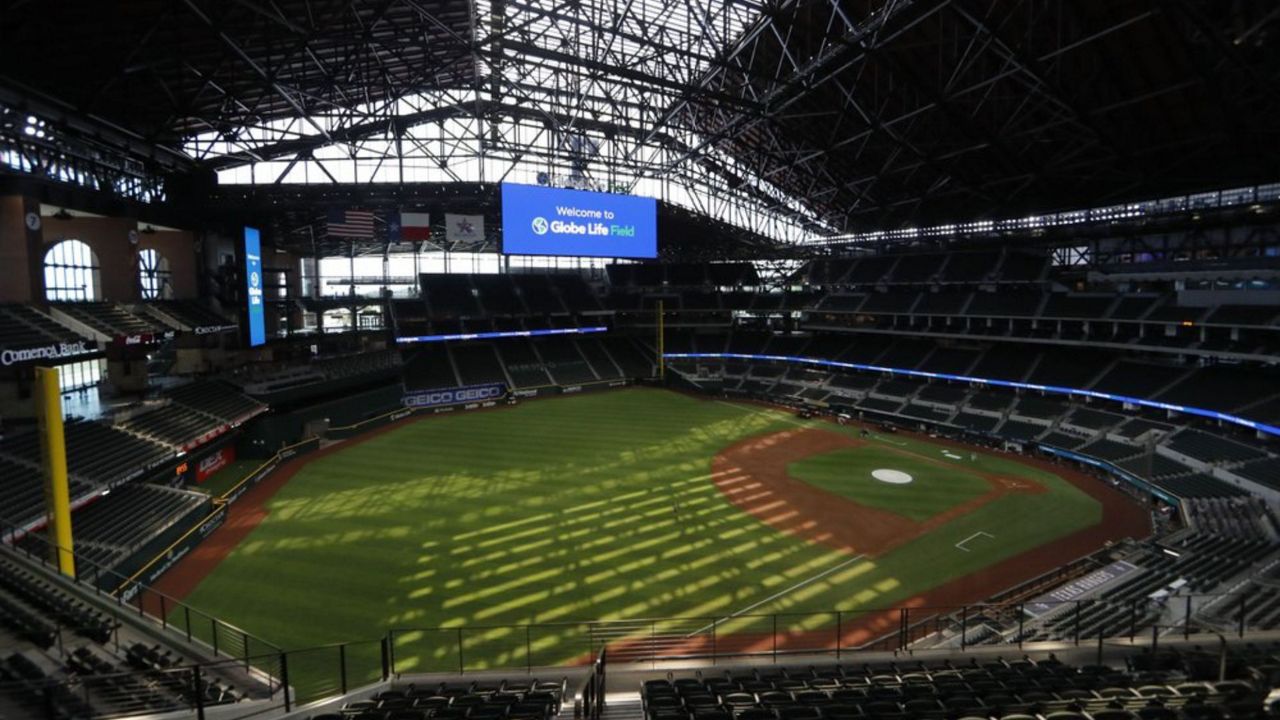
157, 387, 1147, 686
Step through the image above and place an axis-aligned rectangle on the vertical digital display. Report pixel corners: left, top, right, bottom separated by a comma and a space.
244, 227, 266, 347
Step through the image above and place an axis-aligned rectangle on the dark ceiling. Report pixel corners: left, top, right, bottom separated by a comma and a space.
1, 0, 1278, 238
0, 0, 474, 143
698, 0, 1280, 231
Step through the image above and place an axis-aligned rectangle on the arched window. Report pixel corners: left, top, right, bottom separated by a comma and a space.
138, 248, 172, 299
44, 239, 100, 301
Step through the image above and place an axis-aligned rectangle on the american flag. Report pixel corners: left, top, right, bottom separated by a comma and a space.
326, 208, 376, 238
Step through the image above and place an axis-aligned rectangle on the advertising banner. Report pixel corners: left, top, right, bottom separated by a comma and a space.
1023, 560, 1141, 617
402, 383, 507, 409
0, 340, 96, 367
501, 182, 656, 258
195, 446, 236, 483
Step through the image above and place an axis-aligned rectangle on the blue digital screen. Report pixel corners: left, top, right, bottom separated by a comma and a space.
243, 227, 266, 347
395, 326, 607, 345
664, 351, 1280, 438
501, 183, 657, 258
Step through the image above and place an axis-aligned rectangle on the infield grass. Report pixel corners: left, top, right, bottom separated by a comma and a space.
787, 446, 990, 521
177, 389, 1100, 687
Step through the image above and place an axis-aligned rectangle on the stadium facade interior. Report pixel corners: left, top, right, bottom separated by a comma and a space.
0, 1, 1278, 719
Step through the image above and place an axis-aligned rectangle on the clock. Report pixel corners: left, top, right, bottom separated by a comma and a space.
24, 212, 41, 231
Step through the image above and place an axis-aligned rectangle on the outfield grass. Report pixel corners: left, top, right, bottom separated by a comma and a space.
787, 446, 990, 521
177, 389, 1099, 682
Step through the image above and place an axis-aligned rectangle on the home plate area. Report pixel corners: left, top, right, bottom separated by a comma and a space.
871, 468, 914, 484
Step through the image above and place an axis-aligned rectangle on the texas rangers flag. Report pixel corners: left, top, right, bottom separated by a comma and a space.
445, 214, 484, 243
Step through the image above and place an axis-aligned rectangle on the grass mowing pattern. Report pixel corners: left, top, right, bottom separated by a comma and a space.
786, 446, 990, 521
178, 389, 1098, 685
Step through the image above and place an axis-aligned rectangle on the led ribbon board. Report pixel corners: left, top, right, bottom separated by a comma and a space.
395, 325, 608, 345
664, 352, 1280, 438
500, 182, 657, 258
243, 227, 266, 347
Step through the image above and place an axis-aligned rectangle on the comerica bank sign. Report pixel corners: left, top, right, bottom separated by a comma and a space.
1, 340, 95, 367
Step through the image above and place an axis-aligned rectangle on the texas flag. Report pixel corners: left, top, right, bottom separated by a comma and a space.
397, 212, 432, 242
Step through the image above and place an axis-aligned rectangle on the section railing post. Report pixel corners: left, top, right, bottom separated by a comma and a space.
1073, 602, 1081, 646
160, 595, 167, 628
243, 631, 250, 670
526, 626, 532, 674
1184, 595, 1192, 640
711, 619, 717, 665
835, 611, 842, 660
184, 607, 192, 643
193, 665, 206, 720
772, 615, 778, 663
339, 644, 348, 695
1239, 593, 1246, 638
280, 652, 291, 712
1130, 600, 1137, 642
458, 628, 464, 674
381, 637, 390, 681
211, 620, 218, 657
1018, 604, 1025, 649
960, 606, 968, 651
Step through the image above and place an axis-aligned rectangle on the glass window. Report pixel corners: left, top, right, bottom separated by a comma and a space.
44, 239, 100, 301
138, 248, 172, 299
57, 358, 104, 393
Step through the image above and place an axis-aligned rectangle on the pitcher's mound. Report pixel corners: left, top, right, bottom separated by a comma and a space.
872, 468, 914, 485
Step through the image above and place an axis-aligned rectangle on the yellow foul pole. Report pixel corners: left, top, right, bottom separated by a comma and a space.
35, 367, 75, 578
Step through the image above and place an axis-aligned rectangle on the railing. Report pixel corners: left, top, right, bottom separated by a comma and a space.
575, 648, 606, 720
0, 550, 1271, 720
819, 181, 1280, 245
383, 592, 1270, 673
0, 516, 282, 672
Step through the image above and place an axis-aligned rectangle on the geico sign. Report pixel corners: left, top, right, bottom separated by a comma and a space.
403, 384, 504, 408
1, 341, 91, 367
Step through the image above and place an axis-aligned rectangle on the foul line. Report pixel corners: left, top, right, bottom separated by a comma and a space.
954, 531, 994, 552
687, 552, 866, 636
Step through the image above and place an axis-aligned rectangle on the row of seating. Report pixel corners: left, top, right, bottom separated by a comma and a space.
788, 251, 1042, 286
0, 556, 113, 643
0, 303, 85, 350
1181, 498, 1277, 538
0, 652, 92, 719
0, 455, 93, 528
125, 642, 242, 707
141, 299, 235, 330
53, 301, 162, 338
640, 655, 1264, 720
14, 484, 206, 572
167, 380, 266, 423
311, 679, 567, 720
663, 330, 1280, 422
0, 419, 172, 487
402, 335, 649, 391
414, 273, 603, 318
117, 402, 225, 446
